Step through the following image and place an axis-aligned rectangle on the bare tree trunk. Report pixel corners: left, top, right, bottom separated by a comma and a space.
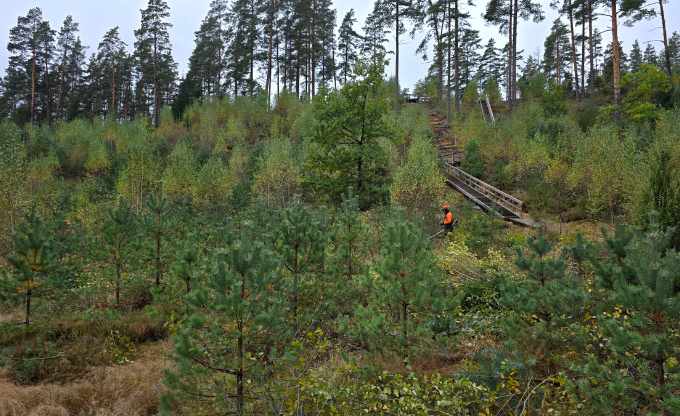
589, 0, 595, 104
395, 0, 400, 108
57, 51, 67, 120
506, 1, 513, 108
512, 0, 518, 109
454, 0, 460, 114
112, 60, 116, 117
267, 8, 274, 105
611, 0, 621, 107
557, 39, 561, 84
31, 52, 36, 124
659, 0, 671, 76
153, 30, 159, 127
568, 0, 580, 101
447, 0, 452, 123
25, 288, 32, 326
44, 51, 51, 125
581, 11, 586, 97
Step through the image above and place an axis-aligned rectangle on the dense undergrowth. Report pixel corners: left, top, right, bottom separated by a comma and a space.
1, 64, 680, 415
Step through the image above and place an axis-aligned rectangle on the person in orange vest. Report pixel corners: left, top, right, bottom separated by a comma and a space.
439, 205, 458, 235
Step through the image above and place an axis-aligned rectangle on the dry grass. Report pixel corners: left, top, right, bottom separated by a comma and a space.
0, 339, 172, 416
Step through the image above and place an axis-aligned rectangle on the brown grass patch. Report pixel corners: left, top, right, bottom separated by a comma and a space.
0, 339, 172, 416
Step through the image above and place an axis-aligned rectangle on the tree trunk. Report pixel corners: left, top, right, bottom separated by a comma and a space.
112, 59, 116, 117
44, 50, 51, 125
153, 30, 159, 127
454, 0, 460, 114
568, 0, 580, 102
658, 0, 671, 76
581, 11, 586, 97
267, 7, 274, 105
57, 52, 67, 120
506, 1, 513, 108
557, 39, 561, 85
447, 0, 452, 123
31, 52, 36, 124
589, 0, 595, 104
116, 260, 121, 308
25, 288, 32, 326
511, 0, 518, 109
395, 0, 400, 109
611, 0, 621, 107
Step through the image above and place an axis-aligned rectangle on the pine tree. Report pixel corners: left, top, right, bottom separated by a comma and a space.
96, 27, 127, 118
552, 0, 582, 101
338, 9, 361, 85
0, 212, 66, 325
98, 196, 139, 307
7, 8, 46, 125
54, 16, 80, 121
145, 181, 171, 287
579, 214, 680, 414
362, 4, 390, 58
542, 18, 571, 85
484, 0, 543, 110
274, 202, 330, 330
375, 0, 419, 108
134, 0, 176, 127
159, 224, 285, 415
352, 210, 446, 361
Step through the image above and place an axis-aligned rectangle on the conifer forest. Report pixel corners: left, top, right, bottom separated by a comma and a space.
2, 0, 680, 414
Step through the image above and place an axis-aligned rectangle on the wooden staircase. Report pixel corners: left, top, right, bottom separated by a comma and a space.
431, 113, 534, 227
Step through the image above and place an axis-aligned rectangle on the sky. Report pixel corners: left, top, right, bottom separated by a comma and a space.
1, 0, 678, 92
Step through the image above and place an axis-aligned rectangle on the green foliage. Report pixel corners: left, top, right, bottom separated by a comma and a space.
577, 214, 680, 414
254, 136, 302, 209
460, 139, 484, 179
541, 80, 568, 117
351, 210, 448, 360
0, 212, 69, 325
161, 139, 197, 202
96, 196, 139, 307
160, 224, 286, 415
274, 202, 331, 327
306, 58, 395, 210
390, 135, 445, 215
621, 64, 672, 123
635, 145, 680, 248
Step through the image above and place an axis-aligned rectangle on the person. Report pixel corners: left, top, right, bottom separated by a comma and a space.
439, 205, 458, 235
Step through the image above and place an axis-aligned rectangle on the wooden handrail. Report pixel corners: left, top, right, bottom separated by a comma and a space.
445, 163, 523, 216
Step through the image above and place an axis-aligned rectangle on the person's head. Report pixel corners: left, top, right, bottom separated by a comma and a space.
442, 205, 449, 213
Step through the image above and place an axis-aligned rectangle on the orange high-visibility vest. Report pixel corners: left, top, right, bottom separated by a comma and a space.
443, 212, 452, 225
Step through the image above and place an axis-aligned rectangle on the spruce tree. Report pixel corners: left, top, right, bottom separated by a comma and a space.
159, 224, 285, 415
636, 146, 680, 249
629, 39, 643, 72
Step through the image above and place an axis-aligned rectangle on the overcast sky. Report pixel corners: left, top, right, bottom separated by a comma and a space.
1, 0, 678, 92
